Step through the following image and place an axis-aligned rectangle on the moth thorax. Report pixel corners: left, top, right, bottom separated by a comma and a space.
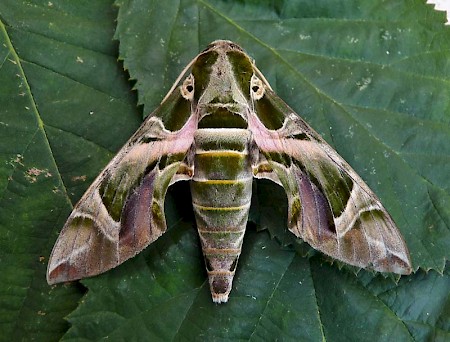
190, 128, 253, 302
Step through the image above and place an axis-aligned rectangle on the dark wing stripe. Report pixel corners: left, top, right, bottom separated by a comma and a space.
120, 170, 157, 260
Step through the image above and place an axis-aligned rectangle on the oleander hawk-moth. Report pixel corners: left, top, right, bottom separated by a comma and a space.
47, 40, 412, 303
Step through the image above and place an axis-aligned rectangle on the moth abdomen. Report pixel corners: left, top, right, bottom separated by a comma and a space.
191, 128, 253, 302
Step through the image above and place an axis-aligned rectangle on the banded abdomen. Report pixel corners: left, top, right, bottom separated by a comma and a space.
191, 128, 252, 303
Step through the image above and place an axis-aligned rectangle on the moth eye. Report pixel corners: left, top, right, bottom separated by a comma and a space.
250, 74, 265, 100
181, 74, 195, 100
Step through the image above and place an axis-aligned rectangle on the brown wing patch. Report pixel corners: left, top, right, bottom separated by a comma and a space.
47, 215, 119, 284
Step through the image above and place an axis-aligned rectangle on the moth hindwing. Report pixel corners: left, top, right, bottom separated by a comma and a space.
47, 40, 412, 303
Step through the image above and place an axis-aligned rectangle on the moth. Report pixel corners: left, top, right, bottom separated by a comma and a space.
47, 40, 412, 303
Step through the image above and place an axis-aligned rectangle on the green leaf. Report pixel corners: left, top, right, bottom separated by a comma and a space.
1, 0, 449, 341
0, 1, 140, 340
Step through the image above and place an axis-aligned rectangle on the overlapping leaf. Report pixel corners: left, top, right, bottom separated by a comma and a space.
0, 0, 449, 341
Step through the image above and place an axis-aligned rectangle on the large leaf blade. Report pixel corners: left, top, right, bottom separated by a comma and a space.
0, 1, 140, 340
1, 0, 449, 340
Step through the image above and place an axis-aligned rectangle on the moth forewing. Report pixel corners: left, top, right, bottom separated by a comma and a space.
247, 85, 412, 275
47, 74, 197, 285
48, 40, 412, 303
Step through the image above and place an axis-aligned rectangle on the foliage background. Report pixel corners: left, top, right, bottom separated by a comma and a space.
0, 0, 449, 341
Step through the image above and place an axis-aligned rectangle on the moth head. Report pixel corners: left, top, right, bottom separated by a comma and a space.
181, 74, 195, 100
203, 40, 244, 53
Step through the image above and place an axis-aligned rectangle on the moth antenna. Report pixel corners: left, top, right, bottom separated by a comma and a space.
253, 65, 273, 91
162, 55, 198, 103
